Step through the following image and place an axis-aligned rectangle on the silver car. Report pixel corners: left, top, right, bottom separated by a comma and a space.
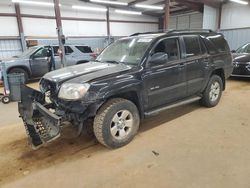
0, 45, 96, 82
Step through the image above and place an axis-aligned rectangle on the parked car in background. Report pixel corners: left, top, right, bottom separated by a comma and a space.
232, 43, 250, 77
18, 30, 233, 149
0, 45, 97, 82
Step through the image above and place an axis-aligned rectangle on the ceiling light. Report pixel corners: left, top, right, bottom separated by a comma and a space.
115, 9, 142, 15
135, 4, 164, 10
12, 0, 56, 7
72, 5, 107, 12
90, 0, 128, 6
229, 0, 248, 5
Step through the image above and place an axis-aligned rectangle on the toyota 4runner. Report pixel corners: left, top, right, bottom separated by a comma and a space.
18, 30, 233, 149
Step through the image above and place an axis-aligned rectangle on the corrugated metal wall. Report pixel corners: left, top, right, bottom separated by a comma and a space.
36, 37, 108, 51
221, 28, 250, 50
169, 13, 203, 30
0, 39, 22, 60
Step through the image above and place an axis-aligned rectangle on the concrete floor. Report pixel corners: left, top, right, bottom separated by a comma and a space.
0, 78, 249, 188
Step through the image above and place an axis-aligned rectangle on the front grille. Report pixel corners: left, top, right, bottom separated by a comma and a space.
232, 63, 250, 76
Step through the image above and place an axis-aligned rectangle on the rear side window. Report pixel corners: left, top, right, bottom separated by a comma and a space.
183, 36, 202, 57
76, 46, 93, 53
207, 35, 230, 53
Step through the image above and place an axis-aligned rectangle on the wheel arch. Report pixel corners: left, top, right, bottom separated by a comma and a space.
211, 68, 225, 90
7, 66, 31, 78
103, 91, 143, 119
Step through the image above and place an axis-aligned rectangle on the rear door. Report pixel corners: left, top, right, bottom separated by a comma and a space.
143, 37, 187, 110
30, 47, 49, 77
183, 35, 208, 96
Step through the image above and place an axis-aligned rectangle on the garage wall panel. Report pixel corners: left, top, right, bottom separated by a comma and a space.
0, 39, 22, 60
221, 28, 250, 50
62, 20, 107, 36
109, 11, 158, 22
20, 4, 55, 16
169, 13, 203, 30
221, 2, 250, 29
0, 3, 15, 13
22, 18, 57, 37
0, 17, 19, 36
110, 22, 158, 36
61, 7, 106, 19
203, 5, 219, 30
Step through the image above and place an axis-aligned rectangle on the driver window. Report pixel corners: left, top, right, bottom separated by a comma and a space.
153, 38, 180, 62
33, 48, 48, 58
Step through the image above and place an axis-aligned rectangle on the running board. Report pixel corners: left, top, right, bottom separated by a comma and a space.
144, 96, 201, 116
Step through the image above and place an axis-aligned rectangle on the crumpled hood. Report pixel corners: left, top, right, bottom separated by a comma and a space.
233, 53, 250, 63
43, 61, 132, 83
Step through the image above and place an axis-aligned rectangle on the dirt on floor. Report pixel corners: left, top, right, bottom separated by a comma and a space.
0, 78, 250, 188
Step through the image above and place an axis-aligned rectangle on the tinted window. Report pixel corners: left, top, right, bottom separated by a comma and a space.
236, 44, 250, 53
203, 38, 217, 54
65, 46, 73, 54
207, 35, 230, 53
183, 36, 202, 57
153, 38, 180, 62
76, 46, 93, 53
33, 47, 48, 58
53, 46, 59, 56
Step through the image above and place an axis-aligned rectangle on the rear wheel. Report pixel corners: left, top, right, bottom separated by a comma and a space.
9, 68, 28, 83
93, 98, 140, 148
2, 96, 10, 104
200, 75, 223, 107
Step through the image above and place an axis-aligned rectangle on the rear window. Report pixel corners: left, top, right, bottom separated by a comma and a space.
183, 36, 202, 57
76, 46, 93, 53
206, 35, 230, 53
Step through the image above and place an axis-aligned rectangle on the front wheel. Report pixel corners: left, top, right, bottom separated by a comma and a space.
200, 75, 223, 108
93, 98, 140, 148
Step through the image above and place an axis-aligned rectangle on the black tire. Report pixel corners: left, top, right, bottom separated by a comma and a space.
93, 98, 140, 149
9, 68, 28, 83
2, 96, 10, 104
200, 75, 223, 108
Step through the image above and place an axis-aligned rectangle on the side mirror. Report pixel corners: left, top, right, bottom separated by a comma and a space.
231, 50, 236, 53
149, 52, 168, 65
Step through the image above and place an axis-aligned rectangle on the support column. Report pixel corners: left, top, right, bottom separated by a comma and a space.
14, 3, 26, 51
53, 0, 66, 67
106, 7, 111, 44
217, 4, 222, 31
163, 0, 170, 30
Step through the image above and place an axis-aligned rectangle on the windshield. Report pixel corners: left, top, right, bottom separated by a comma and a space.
96, 37, 153, 65
236, 43, 250, 53
17, 46, 40, 58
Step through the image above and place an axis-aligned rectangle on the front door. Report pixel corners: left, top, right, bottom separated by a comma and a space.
182, 35, 207, 96
143, 37, 187, 111
30, 47, 49, 77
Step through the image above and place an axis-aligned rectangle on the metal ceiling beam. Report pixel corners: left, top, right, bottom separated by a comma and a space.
163, 0, 170, 30
14, 3, 27, 51
53, 0, 66, 67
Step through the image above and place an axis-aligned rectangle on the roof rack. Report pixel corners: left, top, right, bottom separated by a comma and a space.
167, 29, 215, 34
129, 29, 172, 36
130, 29, 216, 37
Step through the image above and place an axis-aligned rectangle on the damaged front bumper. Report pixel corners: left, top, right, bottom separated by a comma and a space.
18, 85, 61, 149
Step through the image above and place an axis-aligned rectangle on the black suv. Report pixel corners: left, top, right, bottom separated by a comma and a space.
18, 30, 233, 149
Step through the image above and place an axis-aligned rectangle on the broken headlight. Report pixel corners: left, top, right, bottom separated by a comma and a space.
58, 83, 90, 100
